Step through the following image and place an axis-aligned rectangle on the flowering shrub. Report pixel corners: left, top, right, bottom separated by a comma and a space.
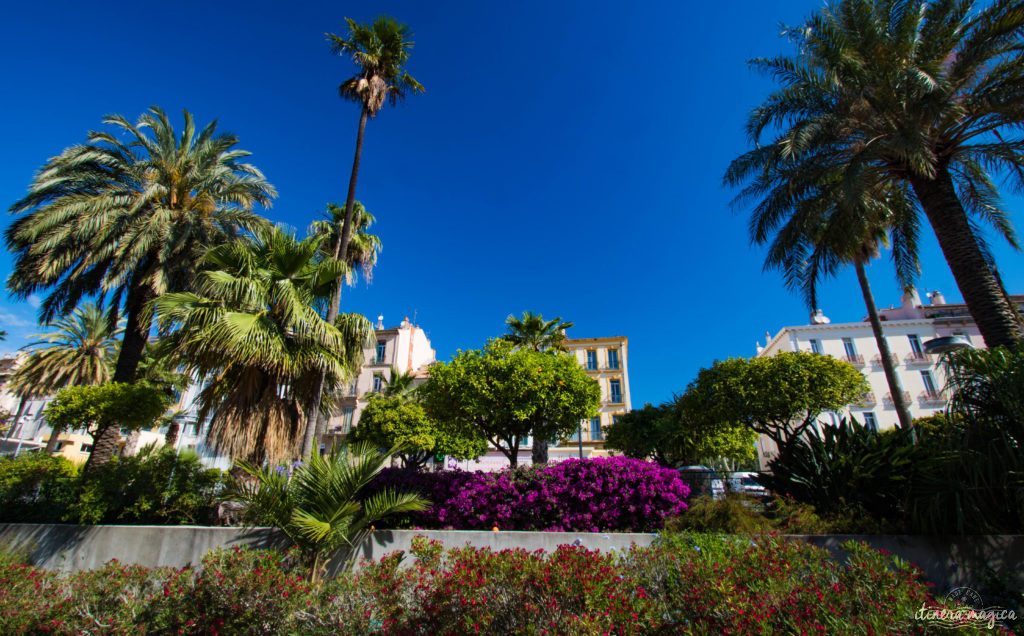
0, 538, 1003, 634
367, 456, 690, 532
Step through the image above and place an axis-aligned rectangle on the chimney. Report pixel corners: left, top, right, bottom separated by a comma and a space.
901, 288, 922, 309
929, 290, 946, 306
376, 315, 384, 329
810, 309, 831, 324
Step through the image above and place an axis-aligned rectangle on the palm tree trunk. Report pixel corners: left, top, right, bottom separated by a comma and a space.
300, 107, 371, 457
87, 284, 155, 472
854, 258, 916, 441
164, 420, 180, 449
910, 167, 1023, 348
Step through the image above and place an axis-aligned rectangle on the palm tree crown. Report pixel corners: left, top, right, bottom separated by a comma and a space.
313, 202, 383, 289
8, 303, 122, 396
328, 16, 425, 117
155, 225, 373, 463
504, 311, 574, 352
726, 0, 1024, 347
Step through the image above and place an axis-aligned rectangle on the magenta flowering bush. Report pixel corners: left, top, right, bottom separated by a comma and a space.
366, 456, 690, 532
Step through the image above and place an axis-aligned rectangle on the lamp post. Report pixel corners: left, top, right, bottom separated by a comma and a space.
578, 421, 583, 459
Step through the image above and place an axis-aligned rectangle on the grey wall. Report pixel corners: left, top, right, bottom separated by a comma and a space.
1, 523, 1020, 594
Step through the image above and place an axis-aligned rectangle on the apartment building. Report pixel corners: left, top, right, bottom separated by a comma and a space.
754, 288, 1023, 467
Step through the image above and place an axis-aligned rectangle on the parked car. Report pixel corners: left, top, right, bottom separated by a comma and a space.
727, 471, 768, 497
677, 465, 725, 500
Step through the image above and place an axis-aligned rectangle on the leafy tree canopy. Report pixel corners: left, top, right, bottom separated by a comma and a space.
688, 352, 868, 455
44, 382, 171, 441
349, 394, 487, 469
420, 339, 600, 467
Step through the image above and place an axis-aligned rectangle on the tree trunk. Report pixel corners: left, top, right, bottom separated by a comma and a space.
910, 167, 1023, 348
86, 284, 155, 472
300, 107, 371, 458
531, 439, 549, 465
854, 258, 916, 441
164, 421, 180, 449
44, 424, 63, 454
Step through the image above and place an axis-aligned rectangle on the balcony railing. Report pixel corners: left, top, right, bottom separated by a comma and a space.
905, 351, 933, 366
845, 354, 866, 367
883, 391, 912, 407
918, 390, 947, 406
871, 353, 899, 366
852, 392, 877, 408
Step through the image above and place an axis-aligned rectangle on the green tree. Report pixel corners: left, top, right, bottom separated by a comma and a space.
6, 303, 123, 452
6, 107, 275, 470
726, 0, 1024, 348
688, 352, 869, 460
606, 400, 756, 468
229, 441, 428, 582
44, 382, 170, 473
155, 225, 373, 463
420, 339, 600, 467
349, 394, 487, 469
502, 311, 575, 464
301, 17, 424, 457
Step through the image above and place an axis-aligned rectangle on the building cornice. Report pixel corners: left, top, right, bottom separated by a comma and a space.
762, 318, 937, 354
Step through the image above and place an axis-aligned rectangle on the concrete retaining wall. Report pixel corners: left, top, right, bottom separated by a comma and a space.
0, 523, 1019, 594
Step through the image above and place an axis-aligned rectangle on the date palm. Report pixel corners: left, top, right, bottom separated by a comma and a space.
504, 311, 574, 353
6, 107, 274, 469
504, 311, 575, 464
753, 159, 919, 436
302, 17, 423, 456
155, 225, 373, 463
6, 303, 123, 452
726, 0, 1024, 347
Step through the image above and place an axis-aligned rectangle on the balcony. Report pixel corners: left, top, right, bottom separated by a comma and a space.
871, 353, 899, 367
883, 391, 912, 408
852, 392, 877, 408
845, 354, 866, 367
918, 390, 947, 407
905, 351, 933, 367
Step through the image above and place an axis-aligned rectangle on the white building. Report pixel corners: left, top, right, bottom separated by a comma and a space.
754, 288, 1024, 467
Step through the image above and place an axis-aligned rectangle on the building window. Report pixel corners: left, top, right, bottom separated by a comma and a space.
863, 412, 878, 432
921, 370, 938, 396
607, 348, 620, 370
908, 334, 923, 355
612, 414, 622, 425
809, 339, 823, 354
372, 375, 384, 392
348, 379, 358, 396
589, 416, 602, 441
80, 443, 93, 452
375, 340, 387, 364
342, 407, 355, 434
842, 337, 858, 359
569, 427, 580, 442
519, 435, 530, 447
586, 350, 598, 371
609, 379, 622, 404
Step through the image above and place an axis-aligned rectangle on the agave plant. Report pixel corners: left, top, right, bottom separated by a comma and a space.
229, 440, 427, 582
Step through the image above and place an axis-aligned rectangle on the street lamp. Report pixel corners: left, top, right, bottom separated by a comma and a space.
923, 335, 974, 354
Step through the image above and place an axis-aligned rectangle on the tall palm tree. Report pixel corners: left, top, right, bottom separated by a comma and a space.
726, 0, 1024, 348
6, 303, 123, 452
504, 311, 575, 464
300, 17, 424, 457
315, 202, 383, 289
753, 161, 919, 437
504, 311, 574, 352
6, 107, 275, 469
155, 225, 373, 463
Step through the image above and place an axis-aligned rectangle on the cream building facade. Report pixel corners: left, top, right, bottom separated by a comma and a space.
754, 288, 1024, 468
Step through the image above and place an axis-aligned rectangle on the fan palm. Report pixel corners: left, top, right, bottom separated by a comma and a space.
382, 366, 418, 399
299, 17, 424, 456
314, 202, 383, 289
503, 311, 575, 464
229, 441, 428, 582
6, 107, 275, 469
155, 225, 374, 463
6, 303, 123, 452
753, 159, 919, 436
726, 0, 1024, 347
504, 311, 574, 352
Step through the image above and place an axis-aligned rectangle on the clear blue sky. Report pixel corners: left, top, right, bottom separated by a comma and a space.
1, 0, 1022, 407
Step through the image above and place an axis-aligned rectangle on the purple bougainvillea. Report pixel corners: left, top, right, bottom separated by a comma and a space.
367, 457, 690, 532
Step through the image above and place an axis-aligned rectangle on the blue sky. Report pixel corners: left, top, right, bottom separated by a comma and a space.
1, 0, 1022, 407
